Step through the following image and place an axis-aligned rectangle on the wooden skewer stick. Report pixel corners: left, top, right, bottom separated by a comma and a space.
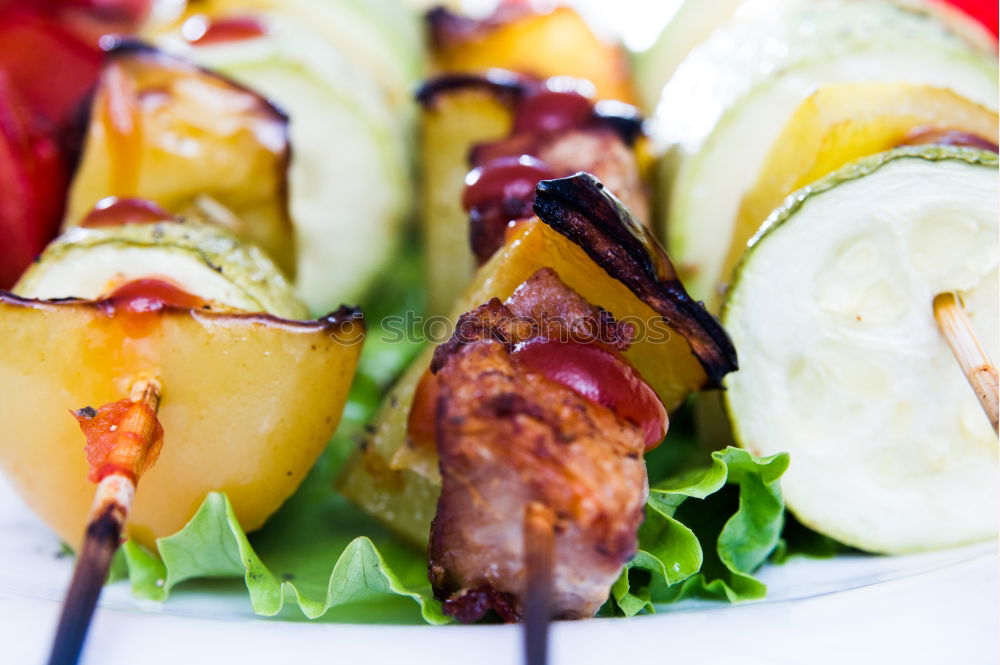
933, 293, 999, 434
48, 378, 163, 665
523, 501, 556, 665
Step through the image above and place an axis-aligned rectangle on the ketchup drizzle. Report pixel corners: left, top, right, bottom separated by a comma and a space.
101, 278, 207, 316
461, 81, 609, 263
80, 197, 171, 227
184, 15, 267, 45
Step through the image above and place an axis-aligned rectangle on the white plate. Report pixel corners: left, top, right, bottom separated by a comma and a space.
0, 473, 995, 665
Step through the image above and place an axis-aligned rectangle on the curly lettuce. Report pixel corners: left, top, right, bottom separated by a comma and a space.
121, 436, 788, 623
122, 489, 448, 624
609, 447, 789, 616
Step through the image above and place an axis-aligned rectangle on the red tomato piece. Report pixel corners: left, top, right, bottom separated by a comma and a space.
0, 7, 103, 127
184, 15, 269, 45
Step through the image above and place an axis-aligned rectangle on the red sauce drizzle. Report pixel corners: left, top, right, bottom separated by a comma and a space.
80, 197, 172, 227
96, 278, 208, 337
185, 15, 268, 45
103, 278, 207, 315
462, 82, 600, 262
512, 88, 594, 134
461, 155, 556, 213
462, 155, 557, 262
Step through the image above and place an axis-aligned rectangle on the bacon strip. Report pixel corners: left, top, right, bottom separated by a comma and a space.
428, 269, 651, 622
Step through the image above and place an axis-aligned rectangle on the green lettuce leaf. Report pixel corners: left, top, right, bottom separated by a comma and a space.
609, 447, 789, 616
119, 439, 787, 623
122, 490, 447, 624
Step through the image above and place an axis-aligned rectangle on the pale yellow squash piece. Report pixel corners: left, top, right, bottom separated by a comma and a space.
65, 45, 296, 277
420, 81, 516, 315
0, 294, 363, 549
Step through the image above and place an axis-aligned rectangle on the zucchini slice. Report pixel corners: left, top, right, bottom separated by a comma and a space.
17, 220, 306, 319
724, 146, 998, 554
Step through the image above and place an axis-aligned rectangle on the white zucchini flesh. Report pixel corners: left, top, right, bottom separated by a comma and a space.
16, 244, 263, 311
724, 149, 999, 554
654, 0, 999, 303
652, 0, 996, 154
252, 0, 423, 112
229, 62, 407, 312
632, 0, 743, 112
14, 223, 307, 319
636, 0, 998, 117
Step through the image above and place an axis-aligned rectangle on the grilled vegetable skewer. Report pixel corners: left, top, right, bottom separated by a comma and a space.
933, 292, 999, 432
407, 13, 666, 631
0, 202, 364, 661
426, 268, 666, 621
654, 1, 999, 305
339, 173, 735, 542
48, 378, 163, 665
341, 174, 734, 646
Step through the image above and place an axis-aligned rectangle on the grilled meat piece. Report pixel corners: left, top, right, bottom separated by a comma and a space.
431, 267, 634, 373
428, 269, 651, 622
429, 340, 648, 621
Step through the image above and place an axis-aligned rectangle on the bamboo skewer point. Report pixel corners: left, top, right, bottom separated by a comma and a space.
932, 292, 999, 434
47, 377, 163, 665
